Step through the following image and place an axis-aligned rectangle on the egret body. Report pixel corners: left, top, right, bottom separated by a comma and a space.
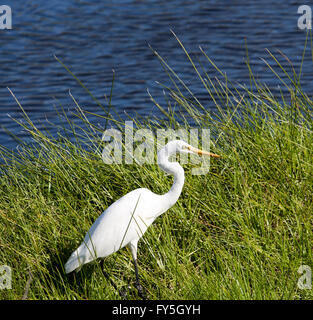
64, 140, 220, 297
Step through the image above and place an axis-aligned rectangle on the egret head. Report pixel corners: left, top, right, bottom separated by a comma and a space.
163, 139, 220, 158
157, 139, 220, 176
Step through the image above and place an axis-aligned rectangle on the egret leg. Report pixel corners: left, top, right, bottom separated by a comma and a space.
128, 240, 147, 300
133, 258, 146, 300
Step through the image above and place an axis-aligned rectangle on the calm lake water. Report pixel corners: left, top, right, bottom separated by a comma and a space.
0, 0, 311, 149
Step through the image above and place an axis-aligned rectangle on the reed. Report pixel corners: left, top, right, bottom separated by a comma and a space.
0, 36, 312, 299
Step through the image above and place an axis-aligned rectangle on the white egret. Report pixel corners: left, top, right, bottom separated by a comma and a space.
64, 140, 220, 298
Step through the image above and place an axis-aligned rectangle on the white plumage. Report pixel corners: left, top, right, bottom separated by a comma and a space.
65, 188, 164, 273
64, 139, 220, 297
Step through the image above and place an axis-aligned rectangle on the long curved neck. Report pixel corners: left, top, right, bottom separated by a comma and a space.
157, 149, 185, 211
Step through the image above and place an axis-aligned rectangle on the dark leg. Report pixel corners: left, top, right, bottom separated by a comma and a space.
100, 260, 127, 299
133, 259, 146, 300
128, 241, 147, 300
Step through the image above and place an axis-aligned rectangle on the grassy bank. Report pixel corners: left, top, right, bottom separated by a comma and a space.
0, 37, 312, 300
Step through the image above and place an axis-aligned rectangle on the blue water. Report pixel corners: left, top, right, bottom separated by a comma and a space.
0, 0, 311, 149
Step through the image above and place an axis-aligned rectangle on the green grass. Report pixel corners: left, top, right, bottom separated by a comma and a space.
0, 35, 312, 300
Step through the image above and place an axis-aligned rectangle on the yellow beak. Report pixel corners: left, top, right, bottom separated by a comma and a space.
187, 146, 221, 158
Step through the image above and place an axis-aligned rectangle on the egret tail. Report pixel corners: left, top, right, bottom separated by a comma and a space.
64, 245, 87, 273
